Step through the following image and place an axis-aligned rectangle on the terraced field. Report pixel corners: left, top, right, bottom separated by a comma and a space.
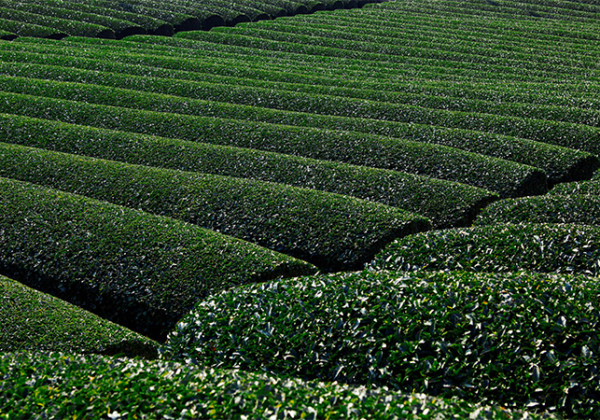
1, 0, 600, 417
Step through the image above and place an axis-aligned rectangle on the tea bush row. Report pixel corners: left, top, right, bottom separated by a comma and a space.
0, 352, 545, 419
13, 36, 600, 112
475, 194, 600, 226
163, 270, 599, 416
0, 177, 315, 340
372, 223, 600, 275
0, 142, 430, 270
0, 90, 546, 197
0, 113, 495, 228
3, 62, 595, 184
0, 275, 158, 358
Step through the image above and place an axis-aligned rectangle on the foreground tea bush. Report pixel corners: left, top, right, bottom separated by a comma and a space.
475, 195, 600, 225
0, 177, 315, 340
0, 352, 546, 420
163, 270, 597, 416
371, 224, 600, 275
0, 142, 430, 270
0, 276, 158, 358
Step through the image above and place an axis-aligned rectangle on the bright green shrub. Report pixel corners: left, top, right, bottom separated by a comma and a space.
475, 194, 600, 225
0, 276, 158, 358
0, 142, 431, 270
0, 91, 547, 197
371, 223, 600, 275
0, 113, 495, 228
0, 177, 315, 340
0, 352, 545, 419
163, 270, 599, 416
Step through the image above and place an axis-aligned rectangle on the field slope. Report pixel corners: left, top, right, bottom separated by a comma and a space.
1, 0, 599, 417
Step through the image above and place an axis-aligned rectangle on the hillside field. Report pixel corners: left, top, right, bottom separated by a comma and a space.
1, 0, 600, 418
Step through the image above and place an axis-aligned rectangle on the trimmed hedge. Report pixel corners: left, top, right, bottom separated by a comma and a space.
0, 177, 315, 340
0, 62, 594, 183
23, 34, 598, 108
0, 7, 115, 38
4, 43, 600, 129
371, 223, 600, 275
474, 194, 600, 226
38, 0, 174, 35
10, 59, 600, 163
0, 113, 495, 228
0, 142, 431, 270
550, 180, 600, 195
0, 276, 158, 358
0, 0, 146, 39
0, 91, 548, 197
0, 30, 15, 40
0, 18, 65, 39
174, 29, 597, 84
163, 270, 598, 416
0, 352, 545, 419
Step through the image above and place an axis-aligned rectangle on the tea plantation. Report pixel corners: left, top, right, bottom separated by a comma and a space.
1, 0, 599, 417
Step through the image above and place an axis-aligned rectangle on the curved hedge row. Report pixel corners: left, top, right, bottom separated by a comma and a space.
0, 142, 431, 270
3, 43, 600, 130
0, 91, 547, 197
0, 177, 315, 340
0, 0, 377, 39
550, 180, 600, 195
163, 270, 599, 416
0, 63, 594, 184
474, 194, 600, 226
0, 352, 545, 419
0, 276, 158, 358
0, 7, 116, 38
8, 37, 599, 113
0, 114, 494, 228
371, 223, 600, 275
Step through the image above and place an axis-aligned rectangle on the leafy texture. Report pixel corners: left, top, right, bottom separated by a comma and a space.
550, 180, 600, 196
371, 223, 600, 275
0, 275, 158, 358
475, 194, 600, 226
0, 351, 548, 419
163, 270, 599, 416
0, 177, 315, 340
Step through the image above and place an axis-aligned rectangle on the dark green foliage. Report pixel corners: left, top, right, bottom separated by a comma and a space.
475, 194, 600, 225
0, 18, 65, 39
0, 352, 546, 419
0, 7, 115, 38
163, 270, 598, 416
0, 0, 370, 39
0, 91, 547, 197
371, 224, 600, 275
0, 113, 495, 228
0, 61, 593, 184
0, 142, 431, 270
0, 0, 146, 38
0, 30, 15, 40
550, 180, 600, 195
0, 177, 315, 340
0, 276, 158, 358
